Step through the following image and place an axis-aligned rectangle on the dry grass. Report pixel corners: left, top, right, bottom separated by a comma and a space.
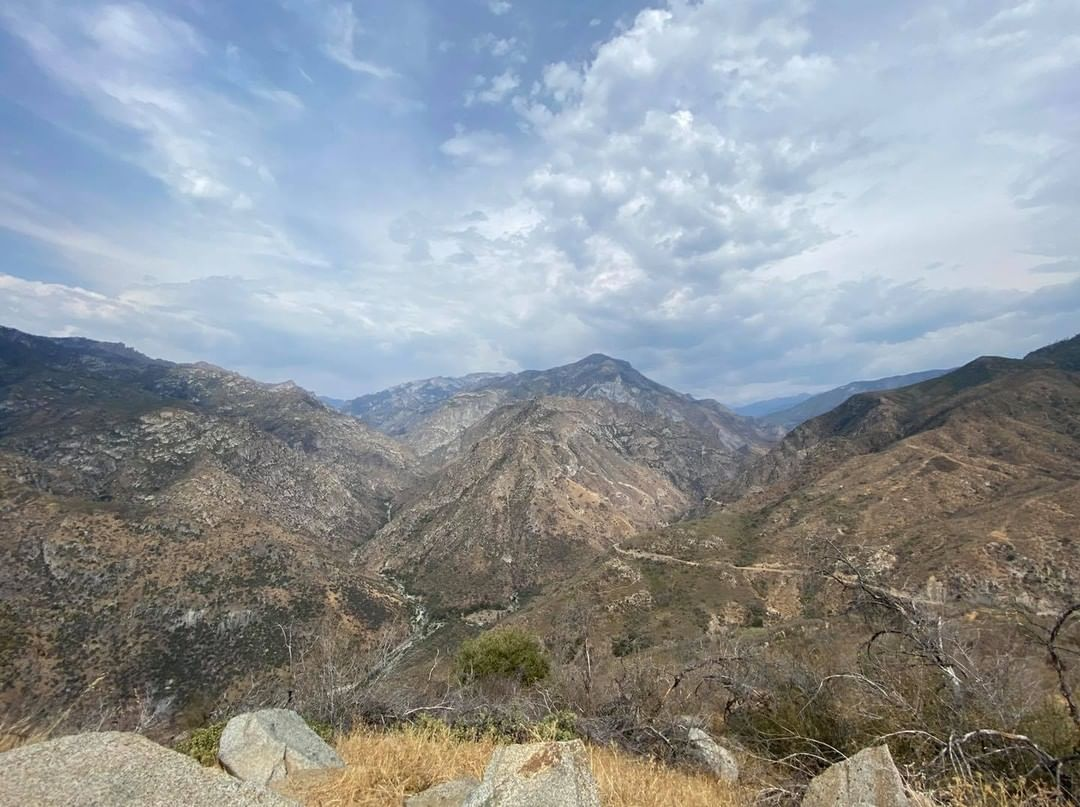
286, 724, 754, 806
0, 716, 55, 754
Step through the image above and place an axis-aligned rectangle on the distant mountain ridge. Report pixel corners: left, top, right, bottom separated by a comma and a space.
338, 353, 779, 458
755, 368, 952, 429
732, 393, 812, 418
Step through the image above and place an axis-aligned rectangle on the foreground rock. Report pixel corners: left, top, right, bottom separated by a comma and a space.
802, 745, 910, 807
218, 709, 344, 786
406, 777, 481, 806
463, 739, 600, 807
686, 727, 739, 783
0, 732, 294, 806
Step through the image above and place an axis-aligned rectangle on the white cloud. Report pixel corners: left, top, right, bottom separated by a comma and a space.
439, 127, 512, 167
487, 1, 511, 16
320, 1, 397, 78
1, 0, 1077, 400
465, 70, 520, 105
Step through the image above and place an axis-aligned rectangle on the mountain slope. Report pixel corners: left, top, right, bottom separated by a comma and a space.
479, 336, 1080, 680
342, 354, 778, 458
759, 368, 951, 430
0, 327, 419, 723
732, 393, 812, 418
712, 336, 1080, 612
361, 395, 751, 612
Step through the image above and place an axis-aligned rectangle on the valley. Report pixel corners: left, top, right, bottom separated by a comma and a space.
2, 325, 1078, 804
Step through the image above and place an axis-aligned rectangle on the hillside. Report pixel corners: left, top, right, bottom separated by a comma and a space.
340, 354, 779, 458
476, 337, 1080, 684
361, 395, 754, 613
0, 327, 420, 724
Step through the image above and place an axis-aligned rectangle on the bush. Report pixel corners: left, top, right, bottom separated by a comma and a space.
175, 721, 225, 766
455, 629, 550, 686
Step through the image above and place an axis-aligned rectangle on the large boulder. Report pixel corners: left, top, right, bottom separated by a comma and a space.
686, 727, 739, 782
803, 745, 911, 807
462, 739, 600, 807
218, 709, 344, 786
406, 777, 481, 806
0, 731, 294, 806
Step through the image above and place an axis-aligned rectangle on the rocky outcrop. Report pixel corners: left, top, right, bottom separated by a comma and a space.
218, 709, 344, 786
462, 739, 600, 807
0, 732, 294, 806
406, 777, 481, 806
802, 745, 910, 807
685, 727, 739, 783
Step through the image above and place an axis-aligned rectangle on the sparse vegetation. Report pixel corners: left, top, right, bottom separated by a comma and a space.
283, 722, 754, 807
174, 721, 225, 766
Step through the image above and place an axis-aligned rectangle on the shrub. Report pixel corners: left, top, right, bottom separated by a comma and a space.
530, 709, 578, 741
455, 629, 550, 686
175, 721, 225, 766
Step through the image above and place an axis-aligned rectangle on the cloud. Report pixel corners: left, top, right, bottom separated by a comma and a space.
465, 70, 520, 105
439, 127, 512, 166
0, 0, 1077, 401
487, 1, 512, 16
473, 33, 523, 61
320, 2, 397, 79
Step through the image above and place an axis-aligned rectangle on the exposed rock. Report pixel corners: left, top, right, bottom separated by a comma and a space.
686, 727, 739, 783
406, 777, 480, 806
802, 745, 910, 807
218, 709, 344, 786
0, 731, 295, 806
462, 739, 600, 807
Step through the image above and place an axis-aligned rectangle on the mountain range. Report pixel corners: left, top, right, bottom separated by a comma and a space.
734, 368, 951, 427
2, 323, 1077, 731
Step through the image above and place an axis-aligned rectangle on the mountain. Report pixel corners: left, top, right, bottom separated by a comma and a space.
0, 327, 419, 723
758, 368, 951, 430
337, 372, 509, 438
481, 335, 1080, 683
716, 335, 1080, 611
342, 353, 778, 458
732, 393, 812, 418
361, 394, 754, 613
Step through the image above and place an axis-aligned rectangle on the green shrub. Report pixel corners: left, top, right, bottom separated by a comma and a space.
175, 721, 225, 766
455, 629, 550, 686
530, 710, 578, 741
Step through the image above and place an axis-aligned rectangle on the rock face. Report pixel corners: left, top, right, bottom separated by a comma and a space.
686, 727, 739, 783
802, 745, 910, 807
462, 739, 600, 807
0, 731, 294, 806
406, 777, 481, 807
218, 709, 344, 786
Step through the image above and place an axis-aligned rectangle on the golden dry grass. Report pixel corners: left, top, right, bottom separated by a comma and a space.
285, 724, 754, 806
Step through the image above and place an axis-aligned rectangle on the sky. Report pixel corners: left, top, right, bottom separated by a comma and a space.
0, 0, 1078, 405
